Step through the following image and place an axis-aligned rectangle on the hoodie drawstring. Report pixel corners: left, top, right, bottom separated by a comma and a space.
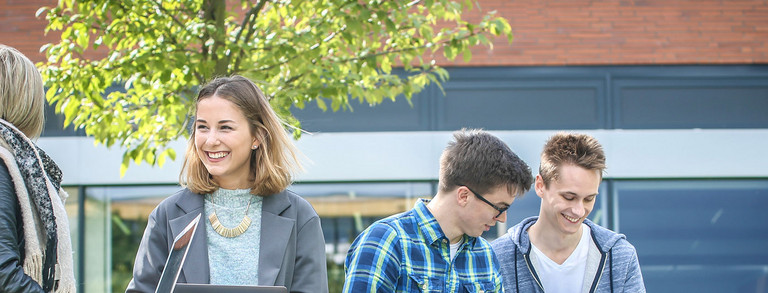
609, 249, 614, 293
515, 245, 519, 293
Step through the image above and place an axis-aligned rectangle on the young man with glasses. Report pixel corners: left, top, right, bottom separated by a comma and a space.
343, 129, 534, 292
491, 132, 646, 293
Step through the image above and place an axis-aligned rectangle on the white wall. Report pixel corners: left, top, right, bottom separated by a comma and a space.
38, 129, 768, 186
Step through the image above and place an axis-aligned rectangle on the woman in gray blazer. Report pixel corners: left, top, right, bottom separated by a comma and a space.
126, 76, 328, 293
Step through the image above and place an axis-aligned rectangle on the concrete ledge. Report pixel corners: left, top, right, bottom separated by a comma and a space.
38, 129, 768, 185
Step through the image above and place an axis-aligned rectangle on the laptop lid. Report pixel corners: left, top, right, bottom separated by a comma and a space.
155, 213, 202, 293
173, 283, 288, 293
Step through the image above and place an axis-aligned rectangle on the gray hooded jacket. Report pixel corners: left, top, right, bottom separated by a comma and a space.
491, 217, 646, 293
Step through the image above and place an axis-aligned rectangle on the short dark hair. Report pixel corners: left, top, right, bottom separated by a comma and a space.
438, 129, 533, 197
539, 132, 606, 187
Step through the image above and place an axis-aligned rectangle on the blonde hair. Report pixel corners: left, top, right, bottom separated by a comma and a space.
0, 44, 45, 138
180, 75, 302, 196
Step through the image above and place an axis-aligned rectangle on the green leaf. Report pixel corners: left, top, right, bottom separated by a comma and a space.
160, 70, 171, 83
157, 149, 167, 167
385, 18, 396, 31
120, 154, 130, 177
380, 56, 392, 74
35, 6, 49, 18
316, 98, 327, 111
62, 100, 79, 127
144, 149, 155, 165
444, 45, 456, 60
167, 148, 176, 161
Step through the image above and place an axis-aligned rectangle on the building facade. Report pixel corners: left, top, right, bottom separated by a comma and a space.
2, 0, 768, 292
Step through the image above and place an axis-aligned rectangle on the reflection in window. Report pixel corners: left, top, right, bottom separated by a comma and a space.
616, 180, 768, 293
88, 185, 180, 293
61, 187, 80, 292
291, 182, 433, 292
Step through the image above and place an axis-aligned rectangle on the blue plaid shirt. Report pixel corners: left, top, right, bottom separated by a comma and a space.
343, 199, 504, 293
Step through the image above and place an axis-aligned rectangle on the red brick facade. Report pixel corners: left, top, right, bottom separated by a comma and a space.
2, 0, 767, 65
1, 0, 61, 63
459, 0, 768, 65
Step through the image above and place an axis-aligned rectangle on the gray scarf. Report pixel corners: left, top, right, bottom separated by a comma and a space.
0, 119, 60, 292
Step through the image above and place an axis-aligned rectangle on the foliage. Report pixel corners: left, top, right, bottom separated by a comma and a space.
38, 0, 513, 174
111, 212, 147, 292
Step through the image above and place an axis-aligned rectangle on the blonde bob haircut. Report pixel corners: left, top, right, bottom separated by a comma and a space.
0, 44, 46, 138
180, 75, 302, 196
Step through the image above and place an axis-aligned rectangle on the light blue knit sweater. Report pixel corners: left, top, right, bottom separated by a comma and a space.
204, 188, 263, 285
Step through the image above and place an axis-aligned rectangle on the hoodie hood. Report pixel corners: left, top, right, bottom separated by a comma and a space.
493, 216, 646, 293
507, 216, 626, 254
507, 216, 537, 254
583, 218, 626, 253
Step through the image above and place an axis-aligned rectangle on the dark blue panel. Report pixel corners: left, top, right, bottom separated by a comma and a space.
44, 65, 768, 135
501, 189, 542, 231
41, 103, 85, 136
437, 79, 606, 130
291, 92, 430, 132
616, 180, 768, 292
642, 267, 768, 293
42, 84, 129, 137
614, 78, 768, 129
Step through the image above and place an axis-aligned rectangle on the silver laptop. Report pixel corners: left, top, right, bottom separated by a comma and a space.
156, 213, 202, 293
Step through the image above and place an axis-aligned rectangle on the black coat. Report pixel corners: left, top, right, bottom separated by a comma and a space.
0, 159, 45, 292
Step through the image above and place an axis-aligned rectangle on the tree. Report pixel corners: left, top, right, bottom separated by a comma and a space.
38, 0, 513, 174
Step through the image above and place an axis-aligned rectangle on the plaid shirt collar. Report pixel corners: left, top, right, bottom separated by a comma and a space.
413, 198, 478, 248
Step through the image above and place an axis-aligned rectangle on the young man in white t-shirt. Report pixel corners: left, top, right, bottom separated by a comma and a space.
491, 132, 646, 293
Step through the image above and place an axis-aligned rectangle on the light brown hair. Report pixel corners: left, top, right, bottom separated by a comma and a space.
0, 44, 45, 138
539, 132, 606, 187
180, 75, 302, 196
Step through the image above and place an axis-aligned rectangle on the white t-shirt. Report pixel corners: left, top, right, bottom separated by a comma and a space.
530, 224, 591, 293
449, 238, 464, 260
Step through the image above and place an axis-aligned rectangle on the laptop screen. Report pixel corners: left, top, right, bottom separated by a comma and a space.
155, 213, 201, 293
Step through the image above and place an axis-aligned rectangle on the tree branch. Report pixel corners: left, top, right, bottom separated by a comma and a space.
210, 0, 228, 75
231, 0, 268, 72
148, 0, 188, 32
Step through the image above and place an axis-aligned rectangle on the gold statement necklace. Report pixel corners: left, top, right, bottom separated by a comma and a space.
208, 194, 254, 238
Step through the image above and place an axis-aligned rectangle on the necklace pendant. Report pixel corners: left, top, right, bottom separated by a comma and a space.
209, 212, 252, 238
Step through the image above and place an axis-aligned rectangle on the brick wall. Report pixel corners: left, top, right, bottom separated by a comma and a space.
455, 0, 768, 65
0, 0, 59, 63
2, 0, 767, 65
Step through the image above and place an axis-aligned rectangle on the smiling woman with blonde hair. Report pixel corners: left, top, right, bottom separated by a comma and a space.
127, 75, 328, 293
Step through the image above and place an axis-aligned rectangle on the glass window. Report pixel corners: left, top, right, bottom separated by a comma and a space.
86, 185, 180, 293
291, 181, 433, 291
615, 180, 768, 292
80, 187, 110, 293
61, 187, 81, 292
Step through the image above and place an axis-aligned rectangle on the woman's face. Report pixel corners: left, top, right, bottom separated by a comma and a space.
194, 95, 259, 189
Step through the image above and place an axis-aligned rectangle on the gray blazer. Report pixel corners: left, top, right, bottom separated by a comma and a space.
126, 188, 328, 293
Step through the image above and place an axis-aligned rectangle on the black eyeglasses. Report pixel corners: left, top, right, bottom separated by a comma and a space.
462, 185, 509, 218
